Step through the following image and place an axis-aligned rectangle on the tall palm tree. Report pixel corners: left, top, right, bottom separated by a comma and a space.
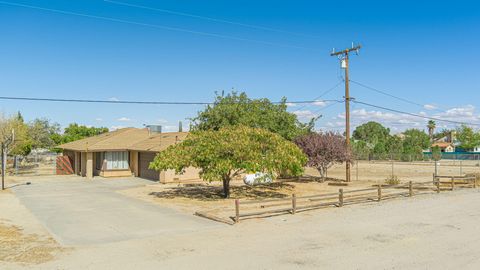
427, 120, 436, 142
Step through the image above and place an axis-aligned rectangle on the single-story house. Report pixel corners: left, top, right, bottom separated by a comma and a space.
431, 141, 455, 153
57, 127, 200, 183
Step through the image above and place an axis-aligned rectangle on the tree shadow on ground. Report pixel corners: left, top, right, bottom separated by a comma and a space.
149, 182, 295, 201
278, 176, 343, 183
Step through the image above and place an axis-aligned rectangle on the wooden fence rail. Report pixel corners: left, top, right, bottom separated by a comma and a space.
230, 176, 478, 224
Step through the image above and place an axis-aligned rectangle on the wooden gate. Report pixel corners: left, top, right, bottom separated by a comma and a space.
56, 155, 74, 175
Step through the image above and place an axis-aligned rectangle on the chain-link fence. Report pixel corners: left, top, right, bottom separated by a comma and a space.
319, 152, 480, 184
5, 151, 59, 177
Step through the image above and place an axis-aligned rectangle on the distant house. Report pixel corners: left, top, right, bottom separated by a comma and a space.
57, 127, 200, 182
431, 141, 455, 153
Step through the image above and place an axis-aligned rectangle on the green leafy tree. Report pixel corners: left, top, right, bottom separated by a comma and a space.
28, 118, 61, 149
402, 129, 430, 160
456, 125, 480, 151
386, 135, 403, 160
58, 123, 109, 144
190, 91, 313, 141
431, 146, 442, 161
352, 140, 370, 160
352, 122, 391, 157
1, 113, 31, 156
150, 126, 307, 198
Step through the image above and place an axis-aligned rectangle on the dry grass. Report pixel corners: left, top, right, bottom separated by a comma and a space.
0, 222, 64, 265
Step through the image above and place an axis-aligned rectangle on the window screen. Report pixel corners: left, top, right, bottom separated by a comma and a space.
105, 151, 129, 170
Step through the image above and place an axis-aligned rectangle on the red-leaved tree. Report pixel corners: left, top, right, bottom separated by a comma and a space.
295, 132, 352, 180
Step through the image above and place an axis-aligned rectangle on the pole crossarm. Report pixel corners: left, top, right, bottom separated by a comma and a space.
331, 45, 361, 56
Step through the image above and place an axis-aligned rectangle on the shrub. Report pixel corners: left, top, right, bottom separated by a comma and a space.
385, 175, 401, 185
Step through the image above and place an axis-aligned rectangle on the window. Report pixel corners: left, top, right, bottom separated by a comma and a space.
105, 151, 129, 170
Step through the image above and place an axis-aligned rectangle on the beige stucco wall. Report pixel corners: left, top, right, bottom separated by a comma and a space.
74, 152, 80, 175
66, 150, 199, 182
80, 152, 86, 177
86, 152, 93, 179
100, 169, 133, 178
129, 151, 139, 177
160, 167, 201, 183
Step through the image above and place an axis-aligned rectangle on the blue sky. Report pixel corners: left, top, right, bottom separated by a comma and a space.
0, 0, 479, 133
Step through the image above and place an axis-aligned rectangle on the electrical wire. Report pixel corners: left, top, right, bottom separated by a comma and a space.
104, 0, 320, 39
311, 100, 344, 117
292, 81, 343, 113
0, 1, 314, 51
350, 79, 455, 115
0, 96, 342, 105
349, 79, 425, 108
352, 99, 480, 127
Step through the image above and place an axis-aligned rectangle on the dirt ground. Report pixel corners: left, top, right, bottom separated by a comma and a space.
2, 160, 480, 268
0, 190, 65, 267
119, 160, 480, 220
4, 187, 480, 269
119, 177, 380, 221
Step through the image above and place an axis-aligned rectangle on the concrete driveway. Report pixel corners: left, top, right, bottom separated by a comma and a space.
12, 177, 219, 246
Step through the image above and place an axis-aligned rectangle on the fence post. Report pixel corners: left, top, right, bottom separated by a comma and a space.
474, 177, 478, 188
338, 189, 344, 207
234, 199, 240, 223
409, 181, 413, 197
356, 160, 359, 181
436, 179, 440, 193
291, 194, 297, 215
377, 185, 382, 202
451, 177, 455, 191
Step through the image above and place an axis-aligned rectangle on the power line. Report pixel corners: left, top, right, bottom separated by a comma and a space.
0, 1, 313, 51
311, 100, 344, 116
349, 79, 425, 108
104, 0, 320, 39
349, 79, 454, 115
292, 81, 343, 113
0, 96, 342, 105
352, 99, 480, 127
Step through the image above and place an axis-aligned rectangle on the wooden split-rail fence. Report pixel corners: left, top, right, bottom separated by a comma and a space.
212, 175, 476, 224
433, 174, 477, 191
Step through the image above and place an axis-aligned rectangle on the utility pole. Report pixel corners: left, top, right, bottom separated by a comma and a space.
331, 43, 361, 182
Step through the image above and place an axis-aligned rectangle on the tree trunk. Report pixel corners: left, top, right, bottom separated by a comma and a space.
317, 167, 326, 181
222, 176, 231, 198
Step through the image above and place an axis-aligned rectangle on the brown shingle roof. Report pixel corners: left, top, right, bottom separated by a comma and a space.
58, 128, 187, 152
129, 132, 188, 152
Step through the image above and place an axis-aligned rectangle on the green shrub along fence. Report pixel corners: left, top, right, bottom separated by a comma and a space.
424, 152, 480, 161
